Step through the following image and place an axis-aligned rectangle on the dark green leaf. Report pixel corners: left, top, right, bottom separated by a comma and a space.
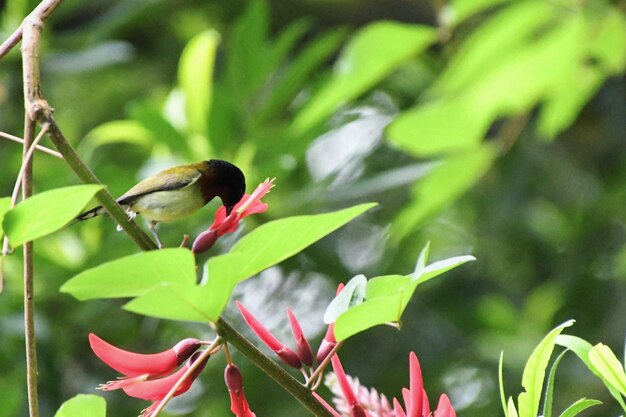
3, 185, 103, 247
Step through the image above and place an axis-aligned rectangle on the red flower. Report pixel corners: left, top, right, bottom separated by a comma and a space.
89, 333, 200, 389
331, 354, 371, 417
192, 179, 275, 253
225, 364, 257, 417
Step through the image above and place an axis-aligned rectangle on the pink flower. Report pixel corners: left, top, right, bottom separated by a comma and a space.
192, 179, 275, 253
319, 352, 457, 417
225, 364, 257, 417
89, 333, 201, 389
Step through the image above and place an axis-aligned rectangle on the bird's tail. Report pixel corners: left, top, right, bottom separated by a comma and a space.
75, 205, 105, 221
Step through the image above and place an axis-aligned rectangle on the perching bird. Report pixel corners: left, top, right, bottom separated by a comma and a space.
75, 159, 246, 247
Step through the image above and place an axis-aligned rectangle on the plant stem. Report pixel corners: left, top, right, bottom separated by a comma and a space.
22, 100, 39, 417
216, 318, 334, 417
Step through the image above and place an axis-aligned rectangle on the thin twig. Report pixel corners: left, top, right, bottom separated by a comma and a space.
150, 339, 222, 417
10, 126, 49, 207
0, 26, 23, 60
0, 130, 62, 158
306, 341, 343, 389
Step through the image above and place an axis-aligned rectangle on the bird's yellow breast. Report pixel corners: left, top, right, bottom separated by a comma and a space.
129, 186, 206, 223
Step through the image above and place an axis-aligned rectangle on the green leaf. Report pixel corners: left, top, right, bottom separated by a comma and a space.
258, 27, 348, 121
202, 203, 376, 320
448, 0, 513, 25
588, 343, 626, 395
61, 248, 196, 300
500, 352, 509, 417
54, 394, 106, 417
517, 320, 575, 417
556, 335, 626, 412
508, 396, 519, 417
292, 22, 436, 134
124, 282, 210, 323
78, 120, 153, 161
0, 197, 11, 240
3, 185, 103, 247
557, 399, 602, 417
589, 8, 626, 74
323, 274, 367, 324
543, 350, 569, 417
386, 95, 490, 156
178, 29, 220, 142
391, 145, 496, 242
333, 244, 475, 340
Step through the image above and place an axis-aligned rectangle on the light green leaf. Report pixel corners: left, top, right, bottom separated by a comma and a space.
437, 1, 558, 95
3, 185, 103, 247
508, 396, 519, 417
202, 203, 376, 319
543, 350, 569, 417
447, 0, 512, 25
333, 244, 475, 340
323, 274, 367, 324
124, 282, 210, 323
558, 399, 602, 417
79, 120, 153, 161
589, 8, 626, 74
61, 248, 196, 300
556, 335, 626, 412
54, 394, 106, 417
391, 145, 496, 242
0, 197, 11, 240
588, 343, 626, 395
518, 320, 575, 417
178, 29, 220, 141
386, 95, 490, 156
500, 352, 509, 417
292, 22, 436, 134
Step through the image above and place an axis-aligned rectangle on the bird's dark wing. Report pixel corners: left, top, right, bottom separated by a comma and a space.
117, 168, 202, 206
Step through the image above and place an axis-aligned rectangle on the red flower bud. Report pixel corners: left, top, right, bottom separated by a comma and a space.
286, 307, 314, 367
316, 323, 337, 364
225, 364, 243, 394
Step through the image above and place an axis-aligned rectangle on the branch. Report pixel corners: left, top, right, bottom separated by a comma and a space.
216, 318, 334, 417
18, 2, 157, 251
0, 130, 63, 158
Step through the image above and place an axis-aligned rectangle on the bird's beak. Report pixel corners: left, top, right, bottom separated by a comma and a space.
225, 205, 234, 216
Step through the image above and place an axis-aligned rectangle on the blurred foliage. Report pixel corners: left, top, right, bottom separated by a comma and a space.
0, 0, 625, 416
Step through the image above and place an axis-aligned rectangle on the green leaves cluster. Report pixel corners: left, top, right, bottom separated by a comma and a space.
500, 321, 626, 417
62, 204, 378, 322
324, 242, 475, 340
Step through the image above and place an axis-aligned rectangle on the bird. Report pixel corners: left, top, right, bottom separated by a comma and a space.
75, 159, 246, 247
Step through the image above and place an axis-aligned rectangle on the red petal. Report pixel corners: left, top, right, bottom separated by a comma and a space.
122, 353, 209, 401
236, 302, 284, 351
331, 354, 359, 407
422, 389, 431, 416
89, 333, 184, 377
393, 398, 408, 417
286, 308, 314, 366
408, 352, 424, 417
433, 394, 456, 417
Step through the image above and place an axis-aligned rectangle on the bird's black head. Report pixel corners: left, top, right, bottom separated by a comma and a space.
202, 160, 246, 215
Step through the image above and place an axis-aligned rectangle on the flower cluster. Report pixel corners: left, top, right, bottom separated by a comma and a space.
89, 334, 210, 417
192, 178, 274, 253
319, 352, 457, 417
